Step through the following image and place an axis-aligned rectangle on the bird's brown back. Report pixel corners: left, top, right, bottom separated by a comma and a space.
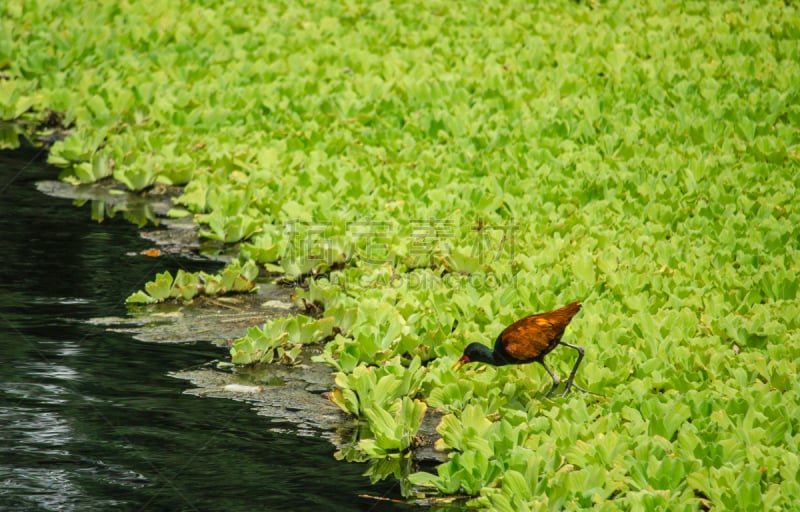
496, 301, 582, 362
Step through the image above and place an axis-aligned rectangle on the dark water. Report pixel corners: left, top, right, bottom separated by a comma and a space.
0, 146, 405, 511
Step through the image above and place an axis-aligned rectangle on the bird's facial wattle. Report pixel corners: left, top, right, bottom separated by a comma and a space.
452, 354, 470, 370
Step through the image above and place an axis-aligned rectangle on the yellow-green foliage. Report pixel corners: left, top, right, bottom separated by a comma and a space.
5, 0, 800, 509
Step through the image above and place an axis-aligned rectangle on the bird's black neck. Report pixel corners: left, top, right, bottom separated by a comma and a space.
491, 335, 516, 366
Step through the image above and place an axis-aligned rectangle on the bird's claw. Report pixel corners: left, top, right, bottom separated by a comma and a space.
544, 380, 560, 398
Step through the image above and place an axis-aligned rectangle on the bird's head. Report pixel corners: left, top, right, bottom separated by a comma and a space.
452, 342, 493, 369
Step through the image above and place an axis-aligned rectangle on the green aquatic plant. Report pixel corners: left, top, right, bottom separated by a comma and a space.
358, 396, 427, 457
126, 260, 258, 304
6, 0, 800, 508
230, 314, 335, 365
328, 357, 425, 418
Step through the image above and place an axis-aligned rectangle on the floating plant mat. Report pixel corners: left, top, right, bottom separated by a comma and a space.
87, 283, 294, 345
173, 359, 345, 440
36, 179, 224, 258
36, 179, 178, 217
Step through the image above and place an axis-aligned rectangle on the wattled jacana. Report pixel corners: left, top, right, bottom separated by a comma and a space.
453, 301, 596, 396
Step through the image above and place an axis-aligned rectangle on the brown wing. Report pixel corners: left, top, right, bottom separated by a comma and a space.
497, 301, 582, 362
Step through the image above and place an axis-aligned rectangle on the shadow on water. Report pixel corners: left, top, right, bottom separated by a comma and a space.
0, 145, 409, 511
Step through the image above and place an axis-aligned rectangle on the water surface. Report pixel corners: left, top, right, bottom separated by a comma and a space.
0, 146, 405, 511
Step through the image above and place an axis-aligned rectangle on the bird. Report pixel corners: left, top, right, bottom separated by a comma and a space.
452, 301, 597, 397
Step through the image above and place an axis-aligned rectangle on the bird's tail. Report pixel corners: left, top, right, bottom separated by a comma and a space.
557, 301, 582, 320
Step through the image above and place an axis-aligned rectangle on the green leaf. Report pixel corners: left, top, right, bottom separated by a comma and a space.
144, 271, 174, 301
125, 290, 155, 304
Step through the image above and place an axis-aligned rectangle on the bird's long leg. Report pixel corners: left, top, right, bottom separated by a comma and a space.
557, 342, 606, 397
538, 361, 560, 397
559, 341, 584, 396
